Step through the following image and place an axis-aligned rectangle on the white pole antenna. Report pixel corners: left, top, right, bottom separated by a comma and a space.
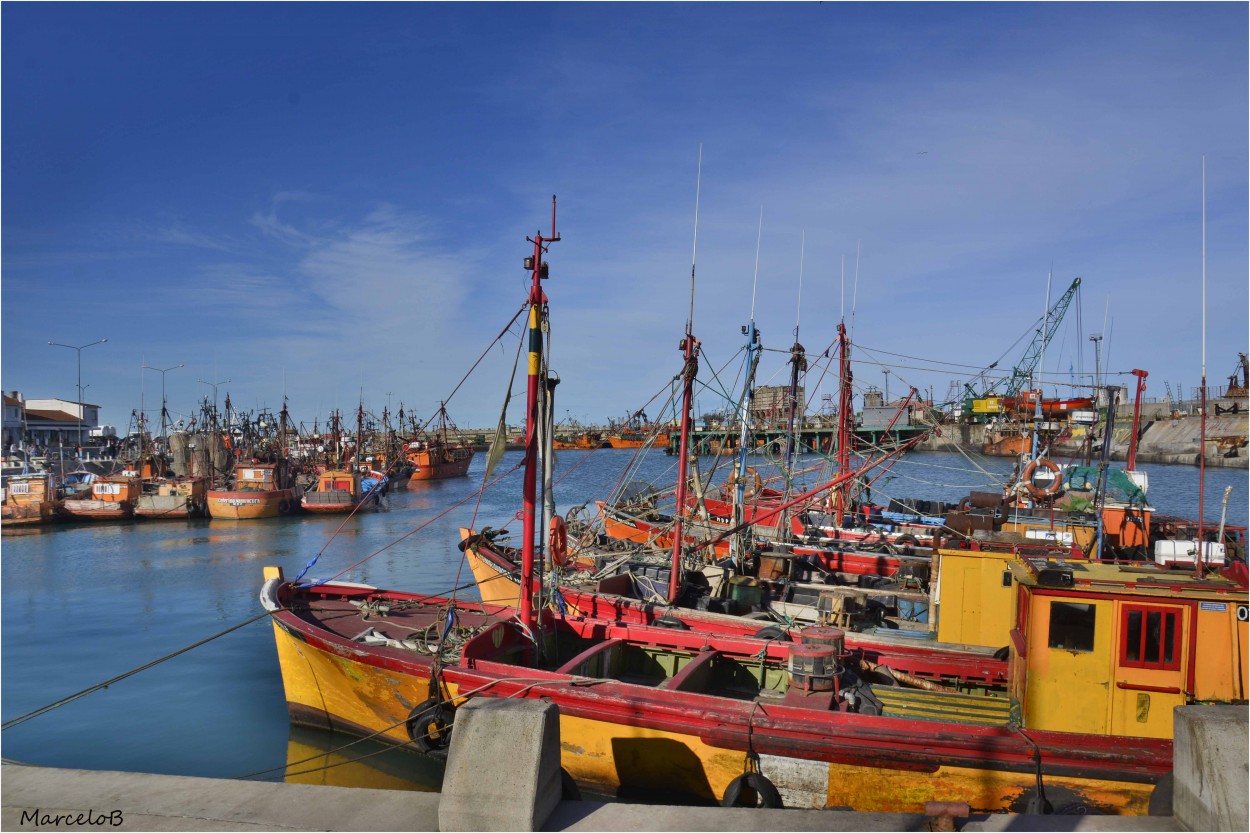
840, 254, 846, 323
795, 230, 805, 339
688, 144, 702, 335
1039, 267, 1052, 395
850, 240, 861, 342
750, 207, 763, 321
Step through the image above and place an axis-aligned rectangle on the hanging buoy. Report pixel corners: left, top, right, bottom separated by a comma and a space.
1022, 458, 1062, 500
278, 499, 292, 515
549, 514, 569, 567
721, 771, 783, 808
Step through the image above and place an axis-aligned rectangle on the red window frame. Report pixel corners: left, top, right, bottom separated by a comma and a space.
1119, 605, 1182, 671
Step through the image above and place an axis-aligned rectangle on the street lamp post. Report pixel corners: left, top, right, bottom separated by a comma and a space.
48, 338, 108, 448
198, 377, 231, 422
143, 363, 184, 449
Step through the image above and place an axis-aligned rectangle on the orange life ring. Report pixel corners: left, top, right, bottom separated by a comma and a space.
729, 466, 764, 499
1022, 457, 1062, 500
549, 514, 569, 567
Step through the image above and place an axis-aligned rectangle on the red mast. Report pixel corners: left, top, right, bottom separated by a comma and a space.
667, 328, 699, 603
519, 197, 559, 628
1126, 369, 1148, 471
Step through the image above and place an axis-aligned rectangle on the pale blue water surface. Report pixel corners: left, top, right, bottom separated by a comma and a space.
2, 449, 1245, 789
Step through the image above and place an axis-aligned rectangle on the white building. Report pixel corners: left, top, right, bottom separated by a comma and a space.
3, 392, 26, 449
23, 397, 101, 447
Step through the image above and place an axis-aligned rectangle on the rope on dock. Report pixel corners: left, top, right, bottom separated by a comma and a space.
1, 610, 277, 732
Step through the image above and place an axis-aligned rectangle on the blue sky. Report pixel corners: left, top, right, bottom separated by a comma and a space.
3, 2, 1247, 434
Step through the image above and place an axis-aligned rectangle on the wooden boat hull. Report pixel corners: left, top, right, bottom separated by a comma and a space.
301, 494, 379, 514
61, 500, 134, 521
266, 570, 1163, 813
134, 496, 199, 519
207, 488, 298, 520
1, 500, 61, 527
409, 456, 473, 481
135, 480, 208, 519
598, 502, 732, 559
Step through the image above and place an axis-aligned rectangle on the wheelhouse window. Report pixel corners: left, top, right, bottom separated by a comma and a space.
1120, 606, 1181, 670
1048, 601, 1096, 652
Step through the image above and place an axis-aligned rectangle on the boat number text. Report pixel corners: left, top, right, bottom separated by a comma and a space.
221, 498, 261, 506
1237, 604, 1248, 623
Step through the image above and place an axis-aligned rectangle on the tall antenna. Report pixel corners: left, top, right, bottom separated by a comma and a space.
839, 254, 846, 322
794, 230, 805, 339
850, 240, 861, 341
750, 207, 763, 320
688, 144, 702, 336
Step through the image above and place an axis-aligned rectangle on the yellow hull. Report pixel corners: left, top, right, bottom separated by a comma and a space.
461, 531, 523, 607
270, 606, 1153, 812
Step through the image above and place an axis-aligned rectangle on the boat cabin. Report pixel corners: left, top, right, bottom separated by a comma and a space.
234, 463, 283, 491
938, 546, 1247, 738
5, 472, 56, 507
312, 469, 358, 498
91, 475, 140, 503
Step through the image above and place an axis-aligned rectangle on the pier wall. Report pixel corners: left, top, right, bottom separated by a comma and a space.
6, 703, 1245, 831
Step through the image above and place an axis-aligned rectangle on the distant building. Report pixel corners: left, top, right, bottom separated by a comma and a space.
751, 385, 805, 426
3, 392, 25, 449
23, 397, 101, 447
860, 387, 916, 430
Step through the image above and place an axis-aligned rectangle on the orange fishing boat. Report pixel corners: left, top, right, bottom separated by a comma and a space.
301, 468, 380, 514
61, 473, 138, 522
1, 471, 62, 527
207, 460, 300, 520
606, 410, 669, 449
135, 477, 208, 519
407, 403, 474, 481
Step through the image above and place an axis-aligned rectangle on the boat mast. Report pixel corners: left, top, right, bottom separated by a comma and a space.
1197, 156, 1207, 577
668, 149, 703, 605
785, 232, 806, 470
833, 322, 852, 523
356, 402, 365, 472
519, 196, 560, 629
1127, 369, 1148, 470
731, 209, 765, 565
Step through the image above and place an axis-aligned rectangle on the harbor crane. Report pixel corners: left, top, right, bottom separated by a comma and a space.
962, 276, 1082, 421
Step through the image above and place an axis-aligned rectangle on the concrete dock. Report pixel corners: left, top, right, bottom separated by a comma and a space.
2, 704, 1243, 832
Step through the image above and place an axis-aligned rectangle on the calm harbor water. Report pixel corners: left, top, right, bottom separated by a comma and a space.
2, 449, 1245, 791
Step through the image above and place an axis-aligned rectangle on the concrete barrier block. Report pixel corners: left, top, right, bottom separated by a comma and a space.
439, 698, 562, 832
1173, 705, 1248, 832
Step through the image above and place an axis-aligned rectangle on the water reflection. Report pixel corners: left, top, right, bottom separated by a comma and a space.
282, 726, 443, 791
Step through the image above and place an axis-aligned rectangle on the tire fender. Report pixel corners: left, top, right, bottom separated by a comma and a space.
721, 772, 783, 808
406, 697, 455, 752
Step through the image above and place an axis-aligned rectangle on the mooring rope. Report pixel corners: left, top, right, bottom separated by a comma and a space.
1, 610, 277, 732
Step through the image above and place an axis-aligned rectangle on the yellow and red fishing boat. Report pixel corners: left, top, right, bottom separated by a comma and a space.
264, 203, 1247, 814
